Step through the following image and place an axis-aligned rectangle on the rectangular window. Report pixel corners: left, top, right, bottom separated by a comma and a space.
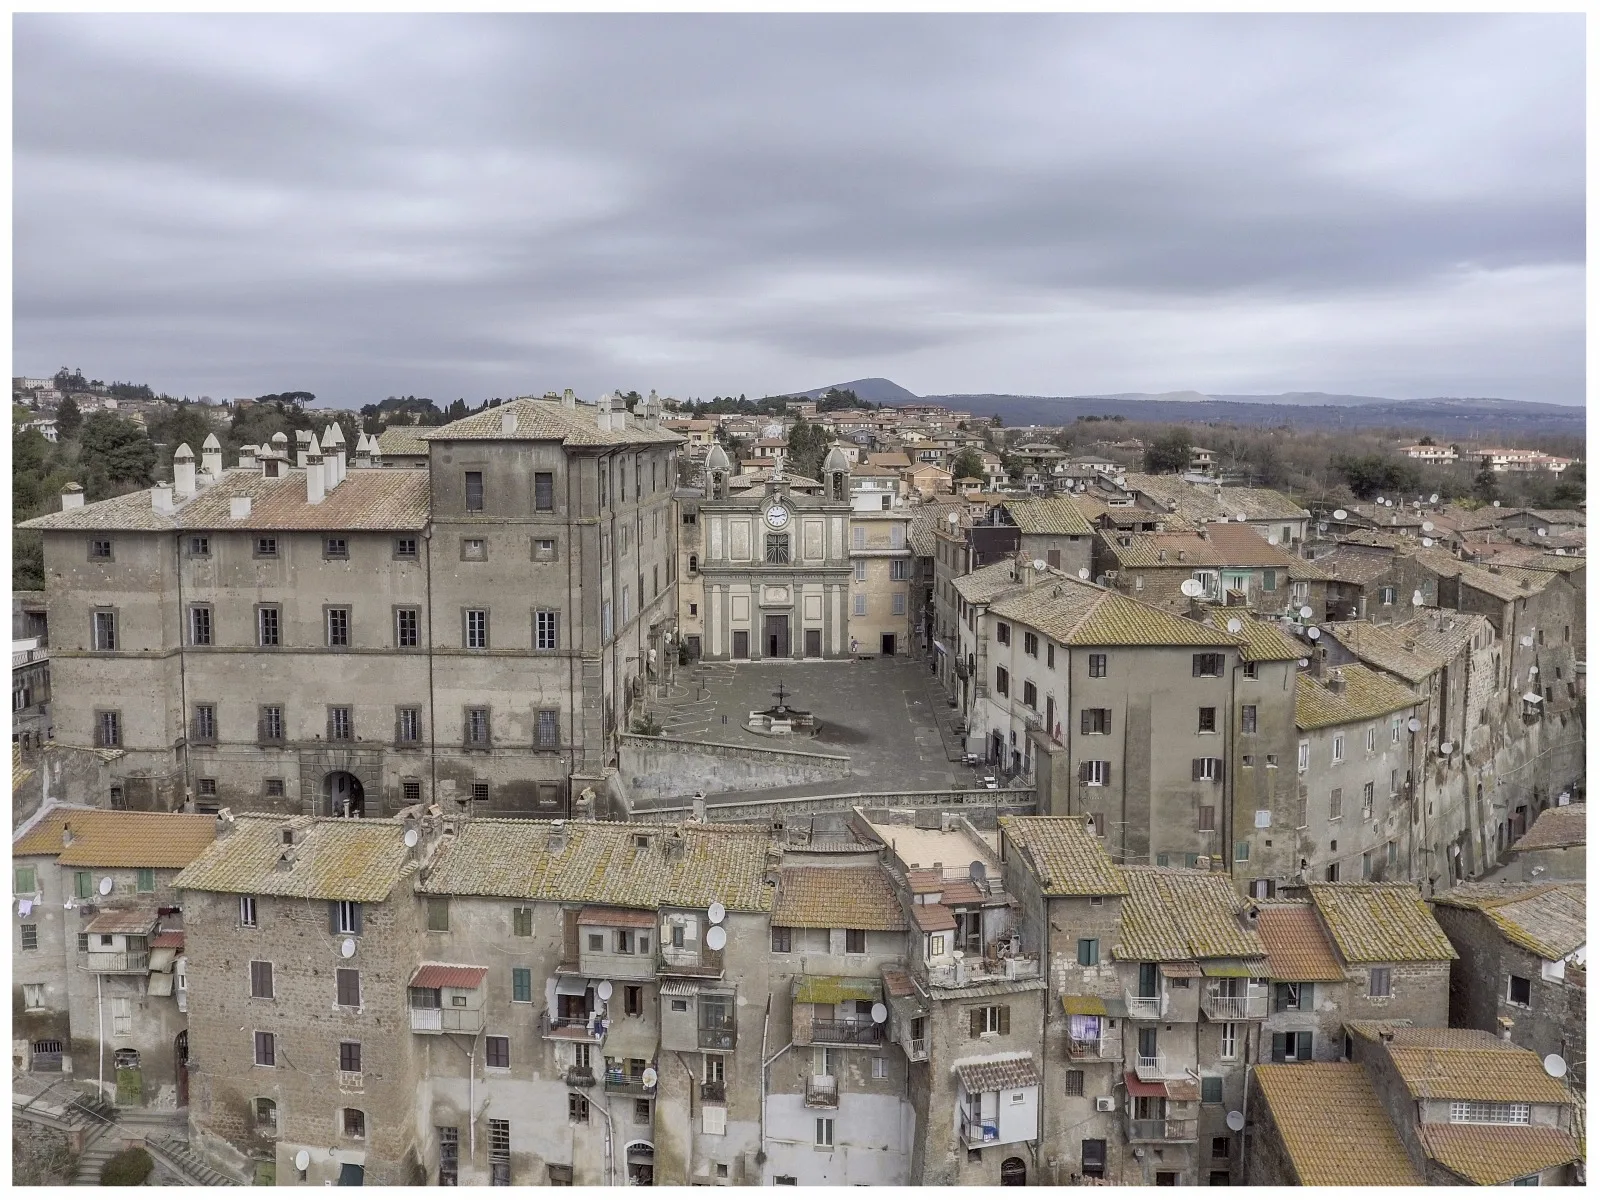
569, 1093, 589, 1123
197, 777, 217, 797
95, 710, 122, 748
1240, 705, 1257, 734
240, 896, 258, 927
625, 986, 643, 1017
402, 778, 422, 801
845, 928, 867, 953
89, 537, 113, 561
1022, 680, 1037, 708
1192, 757, 1223, 782
1242, 661, 1258, 680
326, 607, 350, 647
815, 1118, 834, 1148
394, 537, 418, 560
461, 537, 487, 562
1298, 742, 1310, 772
189, 535, 210, 557
427, 897, 450, 932
996, 622, 1010, 645
488, 1119, 511, 1184
189, 606, 213, 646
1197, 805, 1216, 832
75, 871, 94, 899
1088, 653, 1107, 678
257, 606, 280, 647
395, 608, 420, 648
995, 667, 1009, 697
765, 533, 791, 564
513, 907, 533, 937
1362, 782, 1375, 818
536, 709, 560, 748
20, 924, 38, 951
1201, 1075, 1224, 1104
1065, 1069, 1085, 1096
136, 868, 155, 893
853, 593, 866, 617
1507, 975, 1532, 1007
892, 592, 907, 616
438, 1127, 459, 1187
1235, 841, 1250, 862
1332, 735, 1345, 764
486, 1036, 510, 1068
465, 471, 484, 511
473, 782, 490, 806
535, 610, 560, 650
340, 1041, 362, 1071
1449, 1101, 1531, 1125
335, 900, 362, 935
1219, 1022, 1238, 1060
397, 707, 422, 744
1329, 788, 1343, 820
1080, 708, 1111, 735
257, 704, 285, 744
1198, 706, 1217, 733
328, 706, 353, 741
254, 1031, 276, 1066
336, 968, 361, 1007
771, 926, 792, 953
343, 1108, 365, 1138
890, 558, 910, 581
1368, 967, 1391, 998
534, 472, 554, 511
192, 703, 216, 743
325, 536, 348, 559
1047, 644, 1056, 668
265, 778, 285, 797
464, 609, 489, 649
533, 536, 558, 561
1192, 653, 1224, 677
1077, 938, 1098, 966
92, 610, 117, 651
1079, 760, 1110, 786
466, 707, 490, 746
255, 536, 278, 558
1023, 631, 1039, 657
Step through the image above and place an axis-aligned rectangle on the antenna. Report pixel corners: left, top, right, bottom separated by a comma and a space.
705, 925, 728, 951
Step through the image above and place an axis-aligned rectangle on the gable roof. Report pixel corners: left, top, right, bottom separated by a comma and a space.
375, 426, 429, 455
1001, 495, 1095, 537
1112, 868, 1265, 962
1295, 663, 1417, 731
1253, 1063, 1422, 1186
1431, 883, 1585, 961
1097, 529, 1229, 569
1306, 882, 1457, 964
1321, 622, 1442, 684
772, 866, 907, 931
989, 581, 1244, 649
1382, 1038, 1574, 1105
1511, 803, 1584, 852
1202, 607, 1304, 662
907, 500, 966, 556
418, 819, 774, 913
999, 817, 1127, 897
1198, 521, 1303, 567
1312, 544, 1398, 584
14, 807, 217, 869
1254, 902, 1347, 982
172, 815, 412, 902
951, 558, 1030, 605
419, 396, 681, 447
1418, 1123, 1580, 1185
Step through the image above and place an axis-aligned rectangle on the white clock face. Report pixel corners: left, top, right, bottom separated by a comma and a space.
765, 504, 789, 530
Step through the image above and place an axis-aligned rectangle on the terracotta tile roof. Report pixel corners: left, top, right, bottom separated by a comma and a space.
172, 815, 413, 903
1295, 663, 1417, 731
1213, 486, 1311, 522
13, 807, 217, 869
1253, 1063, 1423, 1186
990, 581, 1244, 649
911, 903, 957, 932
420, 396, 682, 447
1431, 883, 1585, 961
1098, 529, 1230, 569
577, 906, 657, 928
409, 964, 489, 989
1386, 1040, 1575, 1105
150, 931, 185, 949
908, 501, 966, 556
1120, 474, 1226, 521
1419, 1123, 1579, 1184
951, 559, 1028, 605
1112, 868, 1266, 962
935, 879, 987, 907
1344, 1021, 1510, 1049
1204, 608, 1305, 662
1411, 545, 1556, 602
772, 866, 906, 931
999, 817, 1127, 897
17, 487, 178, 531
418, 819, 775, 913
881, 967, 916, 998
1306, 882, 1457, 964
83, 909, 159, 935
174, 467, 431, 531
1254, 902, 1347, 982
1321, 622, 1439, 684
375, 426, 429, 456
1312, 544, 1397, 584
1512, 804, 1584, 852
954, 1053, 1039, 1093
1198, 521, 1304, 567
1531, 552, 1585, 574
1001, 495, 1095, 537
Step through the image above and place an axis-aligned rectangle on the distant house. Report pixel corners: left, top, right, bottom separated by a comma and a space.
1399, 443, 1459, 465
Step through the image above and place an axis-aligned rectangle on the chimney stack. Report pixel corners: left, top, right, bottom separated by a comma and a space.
295, 429, 312, 468
230, 495, 252, 520
501, 409, 518, 435
201, 433, 223, 479
239, 444, 258, 470
305, 432, 325, 505
60, 482, 85, 511
173, 443, 197, 498
563, 388, 576, 409
548, 820, 568, 855
151, 483, 174, 513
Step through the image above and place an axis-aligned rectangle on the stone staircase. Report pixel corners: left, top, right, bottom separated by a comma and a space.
71, 1124, 118, 1185
147, 1134, 241, 1186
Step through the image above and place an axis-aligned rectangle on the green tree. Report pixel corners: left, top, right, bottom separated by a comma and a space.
146, 404, 218, 477
989, 414, 1003, 427
1550, 462, 1585, 508
55, 394, 82, 439
1472, 466, 1500, 503
79, 413, 155, 496
1142, 428, 1192, 474
949, 448, 985, 481
1334, 454, 1421, 499
784, 417, 829, 482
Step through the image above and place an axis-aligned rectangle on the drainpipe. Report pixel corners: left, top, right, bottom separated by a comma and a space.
175, 533, 192, 809
424, 525, 437, 810
758, 996, 770, 1178
97, 973, 105, 1099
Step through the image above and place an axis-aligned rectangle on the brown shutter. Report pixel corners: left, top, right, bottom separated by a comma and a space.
563, 908, 580, 965
1080, 710, 1091, 735
1192, 758, 1203, 781
969, 1008, 982, 1038
1079, 761, 1091, 784
998, 1005, 1011, 1035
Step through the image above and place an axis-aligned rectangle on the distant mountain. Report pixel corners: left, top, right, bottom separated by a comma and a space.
792, 377, 921, 404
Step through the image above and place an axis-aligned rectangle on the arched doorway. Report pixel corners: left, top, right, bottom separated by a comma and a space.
624, 1142, 654, 1186
326, 772, 365, 818
1000, 1157, 1026, 1186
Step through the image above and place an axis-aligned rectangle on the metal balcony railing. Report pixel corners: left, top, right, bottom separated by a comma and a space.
699, 1080, 726, 1104
78, 951, 148, 973
409, 1006, 485, 1035
1124, 990, 1167, 1020
566, 1067, 596, 1089
1201, 989, 1268, 1021
698, 1022, 737, 1051
907, 1037, 929, 1062
958, 1111, 1001, 1149
1067, 1035, 1121, 1061
604, 1070, 654, 1095
805, 1075, 839, 1109
1128, 1118, 1197, 1143
1134, 1053, 1188, 1082
809, 1019, 883, 1046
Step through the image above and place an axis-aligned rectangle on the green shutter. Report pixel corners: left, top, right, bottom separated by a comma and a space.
1201, 1076, 1223, 1104
14, 866, 35, 894
1271, 1033, 1287, 1063
512, 968, 531, 1003
136, 868, 155, 893
1235, 841, 1251, 862
75, 872, 93, 899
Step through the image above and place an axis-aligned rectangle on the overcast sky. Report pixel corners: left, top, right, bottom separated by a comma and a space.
14, 14, 1585, 408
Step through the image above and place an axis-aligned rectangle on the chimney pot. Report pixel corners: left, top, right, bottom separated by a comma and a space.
501, 410, 518, 435
151, 483, 174, 513
306, 455, 326, 505
60, 482, 85, 511
230, 495, 252, 520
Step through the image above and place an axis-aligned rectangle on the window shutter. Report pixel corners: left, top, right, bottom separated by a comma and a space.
1192, 758, 1203, 781
1302, 983, 1313, 1010
1212, 760, 1224, 784
352, 903, 363, 936
1078, 761, 1091, 784
1192, 655, 1202, 677
1080, 710, 1091, 735
1274, 983, 1289, 1012
998, 1006, 1011, 1035
970, 1009, 982, 1038
329, 901, 340, 935
1271, 1033, 1286, 1063
1201, 1075, 1223, 1104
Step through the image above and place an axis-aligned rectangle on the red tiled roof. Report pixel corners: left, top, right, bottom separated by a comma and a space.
1125, 1072, 1167, 1098
151, 931, 185, 949
577, 906, 656, 928
409, 964, 488, 989
911, 903, 957, 932
82, 909, 158, 935
882, 968, 916, 998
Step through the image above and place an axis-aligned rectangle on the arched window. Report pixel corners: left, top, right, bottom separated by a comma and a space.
689, 555, 698, 574
254, 1097, 277, 1131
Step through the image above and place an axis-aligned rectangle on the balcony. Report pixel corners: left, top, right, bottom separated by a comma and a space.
1067, 1035, 1122, 1062
925, 954, 1040, 990
1133, 1054, 1188, 1083
409, 1006, 485, 1035
699, 1080, 726, 1104
958, 1110, 1002, 1149
809, 1019, 884, 1047
1124, 990, 1167, 1020
78, 950, 148, 974
657, 945, 725, 979
698, 1021, 737, 1051
567, 1066, 596, 1089
1128, 1118, 1197, 1143
604, 1069, 654, 1095
805, 1074, 839, 1109
1201, 988, 1268, 1022
907, 1037, 929, 1062
542, 1011, 605, 1043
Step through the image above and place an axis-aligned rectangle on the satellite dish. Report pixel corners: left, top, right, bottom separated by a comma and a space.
947, 512, 959, 525
339, 938, 356, 958
98, 877, 113, 896
403, 828, 419, 848
1032, 558, 1047, 572
1226, 618, 1243, 634
1412, 591, 1424, 606
1297, 658, 1309, 668
597, 980, 614, 1001
1544, 1054, 1568, 1078
871, 1003, 888, 1024
708, 901, 726, 925
1299, 606, 1313, 619
705, 925, 727, 951
1421, 537, 1434, 547
1538, 528, 1547, 538
642, 1067, 658, 1089
1521, 635, 1534, 647
1266, 534, 1279, 546
1528, 666, 1538, 677
1236, 513, 1248, 522
1407, 717, 1421, 732
295, 1151, 311, 1172
1225, 1110, 1246, 1132
1306, 627, 1321, 640
1333, 509, 1348, 520
1421, 521, 1434, 532
1078, 567, 1090, 580
1180, 579, 1204, 598
1493, 500, 1501, 507
1375, 496, 1385, 506
969, 861, 988, 885
1430, 493, 1439, 503
1439, 741, 1454, 755
952, 949, 965, 960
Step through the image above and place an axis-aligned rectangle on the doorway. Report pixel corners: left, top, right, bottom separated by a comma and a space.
805, 629, 822, 658
175, 1030, 189, 1107
625, 1143, 654, 1186
764, 615, 790, 659
732, 630, 749, 660
1000, 1158, 1026, 1186
880, 633, 896, 656
327, 772, 365, 818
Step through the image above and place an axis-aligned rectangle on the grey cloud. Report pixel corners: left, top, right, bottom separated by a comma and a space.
13, 13, 1584, 405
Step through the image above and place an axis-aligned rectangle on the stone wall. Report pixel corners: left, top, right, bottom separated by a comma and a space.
617, 734, 853, 802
